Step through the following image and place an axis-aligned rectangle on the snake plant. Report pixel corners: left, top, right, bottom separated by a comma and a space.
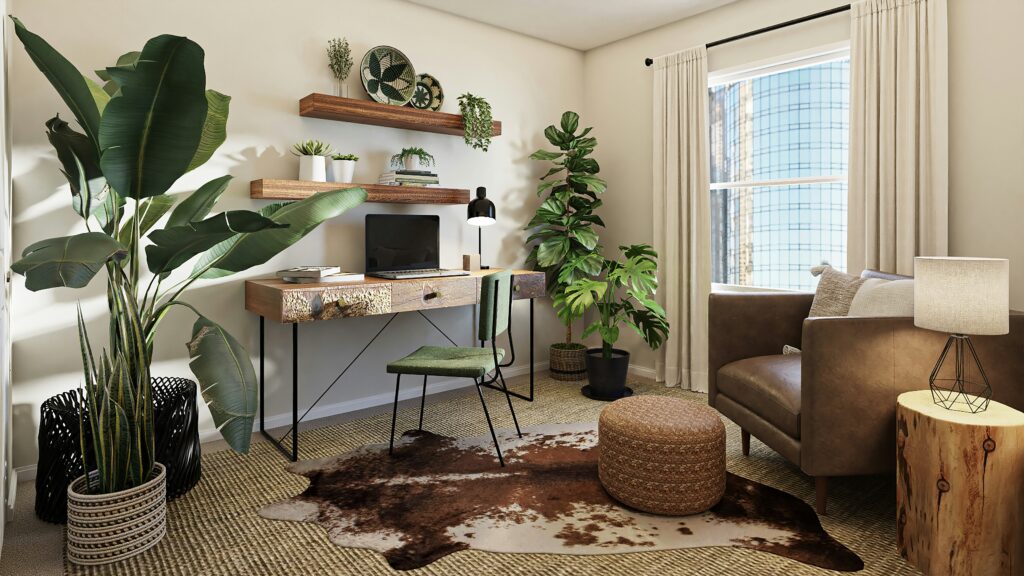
9, 18, 366, 493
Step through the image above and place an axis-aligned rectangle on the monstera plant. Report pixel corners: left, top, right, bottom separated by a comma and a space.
10, 18, 366, 495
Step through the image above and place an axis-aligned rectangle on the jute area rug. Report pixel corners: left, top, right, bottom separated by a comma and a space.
260, 423, 863, 571
66, 374, 921, 575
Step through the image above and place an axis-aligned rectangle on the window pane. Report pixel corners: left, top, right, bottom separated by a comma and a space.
709, 57, 850, 290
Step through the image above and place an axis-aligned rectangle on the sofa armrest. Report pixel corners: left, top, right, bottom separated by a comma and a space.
799, 314, 1024, 476
708, 292, 812, 405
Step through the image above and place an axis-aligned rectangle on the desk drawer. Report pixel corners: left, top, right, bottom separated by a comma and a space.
391, 276, 479, 313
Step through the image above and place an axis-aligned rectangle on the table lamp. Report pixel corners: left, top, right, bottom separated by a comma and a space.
914, 257, 1010, 413
467, 186, 496, 269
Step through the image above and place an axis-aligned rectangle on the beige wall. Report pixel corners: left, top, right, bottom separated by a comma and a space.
582, 0, 1024, 375
7, 0, 584, 467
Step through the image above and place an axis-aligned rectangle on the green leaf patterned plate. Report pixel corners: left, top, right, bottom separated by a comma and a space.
360, 46, 417, 106
407, 73, 444, 111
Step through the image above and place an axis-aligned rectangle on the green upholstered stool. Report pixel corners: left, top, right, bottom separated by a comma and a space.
387, 271, 521, 465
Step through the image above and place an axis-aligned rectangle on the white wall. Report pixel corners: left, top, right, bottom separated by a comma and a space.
582, 0, 1024, 375
7, 0, 584, 467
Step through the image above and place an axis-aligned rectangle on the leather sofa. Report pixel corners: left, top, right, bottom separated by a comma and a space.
708, 290, 1024, 514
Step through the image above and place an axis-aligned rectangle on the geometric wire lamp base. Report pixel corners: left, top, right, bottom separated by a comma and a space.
929, 334, 991, 414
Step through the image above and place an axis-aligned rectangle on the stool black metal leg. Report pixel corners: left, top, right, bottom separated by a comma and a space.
496, 368, 522, 437
418, 375, 428, 431
389, 374, 402, 455
475, 377, 505, 466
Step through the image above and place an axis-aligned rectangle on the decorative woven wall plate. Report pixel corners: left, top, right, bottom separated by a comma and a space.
360, 46, 417, 106
408, 73, 444, 111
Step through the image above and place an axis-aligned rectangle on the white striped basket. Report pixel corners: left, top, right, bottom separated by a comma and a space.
66, 463, 167, 566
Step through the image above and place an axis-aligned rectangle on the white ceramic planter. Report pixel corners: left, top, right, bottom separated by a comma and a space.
404, 156, 425, 172
329, 159, 356, 183
299, 155, 327, 182
67, 463, 167, 566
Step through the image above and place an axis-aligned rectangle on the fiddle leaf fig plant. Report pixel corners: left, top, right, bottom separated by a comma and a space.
526, 111, 606, 346
9, 17, 367, 494
564, 244, 670, 359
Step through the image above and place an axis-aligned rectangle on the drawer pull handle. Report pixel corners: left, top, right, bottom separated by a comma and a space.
424, 291, 440, 300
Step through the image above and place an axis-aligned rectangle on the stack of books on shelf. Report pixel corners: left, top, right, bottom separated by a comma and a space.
276, 266, 365, 284
378, 170, 439, 187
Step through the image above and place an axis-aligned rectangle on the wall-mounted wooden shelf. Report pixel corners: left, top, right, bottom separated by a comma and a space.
250, 179, 470, 205
299, 93, 501, 137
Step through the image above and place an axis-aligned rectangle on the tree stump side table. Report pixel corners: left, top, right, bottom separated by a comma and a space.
896, 390, 1024, 576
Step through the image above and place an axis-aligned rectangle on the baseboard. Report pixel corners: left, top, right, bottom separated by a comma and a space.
14, 464, 33, 483
627, 363, 658, 381
201, 361, 550, 444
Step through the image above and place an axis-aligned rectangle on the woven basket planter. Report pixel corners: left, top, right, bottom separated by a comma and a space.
67, 463, 167, 566
549, 343, 587, 381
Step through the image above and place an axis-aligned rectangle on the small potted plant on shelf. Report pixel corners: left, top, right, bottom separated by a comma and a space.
293, 139, 333, 182
458, 93, 492, 151
526, 111, 605, 381
327, 37, 353, 97
329, 153, 358, 183
9, 17, 367, 565
564, 245, 670, 400
390, 147, 435, 172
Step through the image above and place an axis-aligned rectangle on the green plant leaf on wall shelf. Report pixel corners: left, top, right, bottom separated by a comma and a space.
10, 17, 102, 152
193, 187, 367, 278
11, 232, 127, 291
187, 90, 230, 172
99, 34, 208, 199
146, 210, 286, 275
166, 175, 232, 229
186, 314, 257, 454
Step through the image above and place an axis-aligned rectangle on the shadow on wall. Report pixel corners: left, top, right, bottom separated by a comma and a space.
11, 404, 38, 470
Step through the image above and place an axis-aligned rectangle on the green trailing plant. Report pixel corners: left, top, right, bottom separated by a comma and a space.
326, 37, 353, 82
332, 153, 359, 161
564, 245, 670, 359
526, 111, 606, 346
390, 147, 434, 168
292, 140, 333, 156
9, 18, 367, 494
458, 93, 492, 151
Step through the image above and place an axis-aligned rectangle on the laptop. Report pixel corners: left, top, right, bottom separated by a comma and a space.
365, 214, 469, 280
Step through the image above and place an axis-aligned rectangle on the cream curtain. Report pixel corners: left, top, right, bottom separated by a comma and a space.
848, 0, 949, 276
652, 46, 711, 392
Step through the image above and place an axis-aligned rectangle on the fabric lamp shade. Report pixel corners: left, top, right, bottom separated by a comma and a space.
914, 257, 1009, 335
467, 186, 496, 227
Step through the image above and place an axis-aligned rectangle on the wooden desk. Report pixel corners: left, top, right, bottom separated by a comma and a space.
245, 269, 546, 460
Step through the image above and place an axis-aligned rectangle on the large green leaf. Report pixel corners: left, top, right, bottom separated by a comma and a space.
186, 314, 257, 453
166, 175, 232, 228
99, 35, 208, 199
145, 210, 285, 275
195, 188, 367, 278
117, 196, 176, 245
11, 17, 101, 151
187, 90, 230, 172
11, 232, 126, 291
96, 50, 140, 96
46, 116, 100, 185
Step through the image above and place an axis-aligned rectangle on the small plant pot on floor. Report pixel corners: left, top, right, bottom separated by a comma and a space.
582, 348, 633, 400
67, 463, 167, 566
549, 343, 587, 381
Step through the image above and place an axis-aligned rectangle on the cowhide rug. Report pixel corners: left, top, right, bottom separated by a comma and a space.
260, 423, 863, 572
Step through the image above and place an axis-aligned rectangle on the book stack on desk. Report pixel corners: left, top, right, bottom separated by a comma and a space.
276, 266, 365, 284
378, 170, 439, 187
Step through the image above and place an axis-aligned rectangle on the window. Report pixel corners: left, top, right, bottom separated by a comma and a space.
709, 51, 850, 291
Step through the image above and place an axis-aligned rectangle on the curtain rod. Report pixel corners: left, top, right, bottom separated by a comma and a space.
644, 4, 851, 67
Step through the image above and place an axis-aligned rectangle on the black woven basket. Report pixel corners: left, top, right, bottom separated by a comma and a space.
34, 377, 202, 524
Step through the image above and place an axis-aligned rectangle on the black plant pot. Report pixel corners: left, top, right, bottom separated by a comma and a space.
581, 348, 633, 401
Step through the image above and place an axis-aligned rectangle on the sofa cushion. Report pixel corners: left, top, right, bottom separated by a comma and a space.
716, 354, 801, 439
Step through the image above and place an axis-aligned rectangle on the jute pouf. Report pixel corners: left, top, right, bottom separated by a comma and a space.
598, 395, 726, 515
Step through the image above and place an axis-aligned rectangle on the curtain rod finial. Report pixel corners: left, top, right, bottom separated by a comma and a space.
645, 57, 654, 67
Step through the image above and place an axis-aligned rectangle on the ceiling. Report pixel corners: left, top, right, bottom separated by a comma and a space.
402, 0, 741, 51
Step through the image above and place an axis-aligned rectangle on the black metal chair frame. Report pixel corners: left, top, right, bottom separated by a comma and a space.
388, 278, 522, 466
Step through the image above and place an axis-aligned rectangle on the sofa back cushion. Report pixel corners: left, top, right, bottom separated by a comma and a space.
848, 278, 915, 317
809, 267, 866, 317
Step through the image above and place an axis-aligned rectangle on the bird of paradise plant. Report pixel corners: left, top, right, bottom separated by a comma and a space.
9, 18, 367, 493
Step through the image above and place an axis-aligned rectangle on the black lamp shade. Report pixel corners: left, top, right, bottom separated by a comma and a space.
467, 186, 496, 227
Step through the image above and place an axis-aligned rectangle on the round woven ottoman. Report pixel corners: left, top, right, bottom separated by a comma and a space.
598, 395, 726, 515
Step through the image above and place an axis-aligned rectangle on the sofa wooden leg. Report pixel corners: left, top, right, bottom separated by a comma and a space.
741, 429, 750, 456
815, 476, 828, 515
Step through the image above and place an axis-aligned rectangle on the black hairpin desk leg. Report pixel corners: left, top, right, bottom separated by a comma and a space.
259, 319, 300, 462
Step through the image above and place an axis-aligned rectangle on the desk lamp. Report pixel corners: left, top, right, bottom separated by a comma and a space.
914, 257, 1009, 413
467, 186, 496, 269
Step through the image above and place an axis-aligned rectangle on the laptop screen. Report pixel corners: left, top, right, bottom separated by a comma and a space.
365, 214, 440, 273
